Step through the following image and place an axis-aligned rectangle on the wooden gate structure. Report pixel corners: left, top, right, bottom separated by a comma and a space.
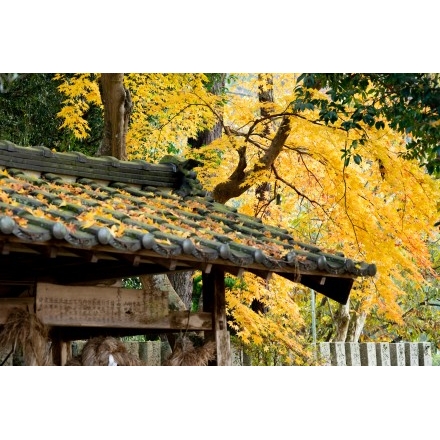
0, 141, 377, 365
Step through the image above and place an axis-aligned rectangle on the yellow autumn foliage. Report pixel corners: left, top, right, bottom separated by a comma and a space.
54, 73, 440, 363
215, 74, 440, 334
54, 73, 221, 161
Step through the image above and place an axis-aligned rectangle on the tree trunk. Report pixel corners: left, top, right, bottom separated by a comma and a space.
139, 273, 186, 363
188, 73, 226, 149
139, 274, 186, 312
347, 310, 367, 342
172, 74, 227, 311
98, 73, 132, 160
332, 300, 350, 342
257, 73, 275, 135
254, 74, 276, 218
251, 74, 275, 311
167, 272, 193, 310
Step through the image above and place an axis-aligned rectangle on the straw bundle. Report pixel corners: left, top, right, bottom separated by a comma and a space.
164, 336, 216, 366
81, 336, 142, 366
65, 356, 82, 366
0, 308, 51, 366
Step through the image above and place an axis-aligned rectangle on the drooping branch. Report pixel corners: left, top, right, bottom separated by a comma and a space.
271, 165, 324, 210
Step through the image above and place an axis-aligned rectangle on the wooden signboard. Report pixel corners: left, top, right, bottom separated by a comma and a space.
35, 283, 212, 331
37, 282, 169, 328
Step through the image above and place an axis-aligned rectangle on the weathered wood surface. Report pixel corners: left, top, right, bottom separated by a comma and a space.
139, 310, 212, 330
0, 297, 34, 324
203, 268, 232, 366
36, 282, 168, 327
51, 339, 70, 366
35, 282, 212, 330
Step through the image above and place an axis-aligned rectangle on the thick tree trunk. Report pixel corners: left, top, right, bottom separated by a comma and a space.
254, 74, 276, 217
167, 272, 193, 310
212, 115, 292, 204
212, 73, 293, 204
257, 73, 275, 135
98, 73, 132, 160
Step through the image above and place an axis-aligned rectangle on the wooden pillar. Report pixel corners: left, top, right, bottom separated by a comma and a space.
51, 328, 71, 366
202, 267, 231, 366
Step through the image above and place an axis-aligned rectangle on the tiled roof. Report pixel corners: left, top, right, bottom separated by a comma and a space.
0, 141, 376, 304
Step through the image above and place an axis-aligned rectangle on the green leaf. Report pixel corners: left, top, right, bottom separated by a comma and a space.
363, 114, 375, 126
298, 74, 315, 88
341, 121, 353, 130
375, 120, 385, 130
328, 111, 338, 123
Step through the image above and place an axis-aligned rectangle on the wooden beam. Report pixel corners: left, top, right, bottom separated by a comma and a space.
143, 311, 212, 331
1, 242, 10, 255
224, 266, 245, 279
53, 260, 191, 285
230, 267, 273, 283
282, 273, 354, 305
50, 248, 58, 258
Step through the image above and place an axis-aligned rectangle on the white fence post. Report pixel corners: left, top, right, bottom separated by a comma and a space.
360, 342, 377, 366
345, 343, 361, 366
418, 343, 432, 366
319, 342, 331, 366
376, 343, 391, 366
331, 342, 347, 366
405, 343, 419, 366
390, 343, 406, 366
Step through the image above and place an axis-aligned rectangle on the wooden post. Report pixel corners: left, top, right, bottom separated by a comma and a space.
203, 267, 231, 366
51, 328, 71, 366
